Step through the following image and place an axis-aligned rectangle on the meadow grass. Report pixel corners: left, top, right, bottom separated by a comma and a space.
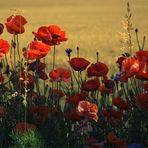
0, 0, 148, 73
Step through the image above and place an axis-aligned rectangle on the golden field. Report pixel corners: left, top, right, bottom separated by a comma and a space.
0, 0, 148, 72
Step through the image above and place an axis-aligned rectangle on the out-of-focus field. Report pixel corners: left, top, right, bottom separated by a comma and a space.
0, 0, 148, 72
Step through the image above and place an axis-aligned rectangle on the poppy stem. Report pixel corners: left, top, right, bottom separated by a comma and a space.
13, 34, 16, 70
77, 46, 79, 57
53, 45, 56, 70
135, 29, 141, 50
141, 36, 146, 50
16, 34, 21, 61
43, 58, 46, 96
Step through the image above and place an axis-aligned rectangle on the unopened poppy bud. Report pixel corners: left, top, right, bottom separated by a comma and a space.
0, 23, 4, 35
135, 28, 138, 33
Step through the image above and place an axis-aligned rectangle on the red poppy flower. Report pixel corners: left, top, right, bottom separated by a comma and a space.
0, 73, 4, 84
136, 93, 148, 110
69, 57, 90, 71
135, 50, 148, 62
49, 68, 71, 82
102, 108, 123, 125
87, 62, 109, 77
0, 106, 5, 118
77, 101, 98, 122
32, 105, 49, 124
23, 41, 51, 60
82, 79, 100, 91
112, 96, 130, 110
65, 108, 81, 121
0, 39, 10, 58
120, 57, 140, 82
99, 85, 114, 94
48, 25, 68, 45
5, 15, 27, 34
51, 89, 65, 98
135, 62, 148, 81
0, 23, 4, 35
28, 61, 48, 80
116, 56, 126, 67
33, 26, 52, 44
16, 122, 36, 134
107, 132, 126, 147
86, 137, 104, 148
33, 25, 68, 45
66, 92, 88, 104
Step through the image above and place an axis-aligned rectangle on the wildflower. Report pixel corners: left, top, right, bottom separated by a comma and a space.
87, 62, 109, 77
23, 41, 51, 60
48, 25, 68, 45
69, 57, 90, 71
0, 106, 5, 118
65, 48, 72, 58
135, 50, 148, 62
32, 26, 52, 44
136, 93, 148, 110
107, 132, 126, 148
5, 15, 27, 34
16, 122, 36, 134
49, 68, 71, 82
28, 61, 48, 80
33, 25, 68, 45
120, 57, 140, 82
0, 38, 10, 59
66, 92, 87, 104
112, 96, 130, 110
82, 79, 100, 91
77, 101, 98, 122
128, 143, 141, 148
0, 23, 4, 35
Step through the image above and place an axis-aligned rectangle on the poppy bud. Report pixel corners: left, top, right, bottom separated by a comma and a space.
0, 23, 4, 35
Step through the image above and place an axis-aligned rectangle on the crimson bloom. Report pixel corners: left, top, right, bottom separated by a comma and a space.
48, 25, 68, 45
82, 79, 100, 91
23, 41, 51, 60
112, 96, 130, 110
0, 38, 10, 58
107, 132, 126, 148
49, 68, 71, 82
87, 62, 109, 77
136, 93, 148, 110
135, 50, 148, 62
33, 25, 67, 45
120, 57, 140, 82
69, 57, 90, 71
28, 61, 48, 80
77, 101, 98, 122
66, 92, 88, 104
0, 23, 4, 35
16, 122, 36, 134
5, 15, 27, 34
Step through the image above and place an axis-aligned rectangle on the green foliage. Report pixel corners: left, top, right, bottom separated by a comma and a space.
10, 130, 44, 148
